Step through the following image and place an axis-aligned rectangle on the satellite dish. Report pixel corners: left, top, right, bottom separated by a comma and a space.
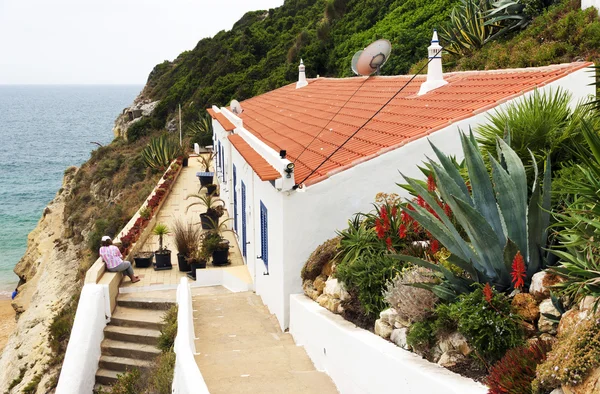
351, 50, 363, 75
354, 39, 392, 76
230, 99, 243, 115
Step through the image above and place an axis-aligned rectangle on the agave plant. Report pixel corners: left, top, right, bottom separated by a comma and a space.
187, 111, 213, 147
396, 131, 551, 300
197, 152, 216, 172
142, 134, 183, 170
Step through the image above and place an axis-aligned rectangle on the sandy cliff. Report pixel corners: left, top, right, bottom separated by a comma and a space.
0, 168, 83, 393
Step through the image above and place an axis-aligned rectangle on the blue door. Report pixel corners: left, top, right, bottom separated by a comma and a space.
233, 165, 238, 232
241, 181, 247, 259
260, 201, 268, 269
217, 141, 222, 177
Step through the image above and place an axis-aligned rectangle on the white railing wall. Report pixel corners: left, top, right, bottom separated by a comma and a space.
55, 284, 108, 394
173, 277, 210, 394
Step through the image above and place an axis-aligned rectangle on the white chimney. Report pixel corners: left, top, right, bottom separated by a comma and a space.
418, 30, 448, 96
296, 59, 308, 89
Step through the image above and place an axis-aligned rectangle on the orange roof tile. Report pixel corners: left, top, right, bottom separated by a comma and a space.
228, 134, 281, 181
206, 108, 217, 119
236, 62, 592, 186
214, 112, 236, 131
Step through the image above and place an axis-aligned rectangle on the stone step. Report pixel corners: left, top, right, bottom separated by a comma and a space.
101, 339, 161, 359
95, 368, 120, 386
110, 307, 165, 330
117, 297, 176, 311
104, 325, 161, 346
99, 355, 153, 372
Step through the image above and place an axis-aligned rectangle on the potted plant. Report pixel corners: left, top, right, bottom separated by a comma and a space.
203, 218, 233, 266
197, 152, 216, 187
205, 183, 218, 196
133, 251, 154, 268
186, 246, 209, 280
153, 223, 172, 270
172, 218, 201, 272
186, 193, 225, 230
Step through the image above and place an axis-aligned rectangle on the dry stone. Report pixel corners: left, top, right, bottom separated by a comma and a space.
379, 308, 398, 325
303, 280, 319, 301
374, 319, 393, 339
538, 298, 560, 334
437, 351, 465, 367
557, 308, 588, 336
324, 278, 343, 298
512, 293, 540, 322
438, 332, 471, 356
316, 294, 329, 308
322, 260, 334, 277
313, 275, 327, 294
391, 328, 408, 349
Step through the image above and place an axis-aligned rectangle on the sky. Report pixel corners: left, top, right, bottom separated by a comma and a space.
0, 0, 284, 84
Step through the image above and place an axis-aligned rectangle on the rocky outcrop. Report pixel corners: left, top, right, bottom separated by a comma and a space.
0, 168, 83, 393
112, 94, 159, 139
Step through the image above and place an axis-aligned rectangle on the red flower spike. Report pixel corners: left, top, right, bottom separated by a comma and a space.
417, 195, 426, 208
398, 224, 407, 239
427, 174, 436, 192
385, 237, 393, 250
483, 283, 494, 304
412, 220, 420, 233
391, 206, 398, 218
401, 210, 412, 223
380, 205, 388, 219
443, 203, 452, 217
430, 239, 439, 254
511, 251, 527, 290
374, 219, 385, 239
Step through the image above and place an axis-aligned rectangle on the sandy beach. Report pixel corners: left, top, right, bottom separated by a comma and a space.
0, 299, 16, 353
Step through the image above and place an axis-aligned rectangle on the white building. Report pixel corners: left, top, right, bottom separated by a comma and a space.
207, 35, 594, 329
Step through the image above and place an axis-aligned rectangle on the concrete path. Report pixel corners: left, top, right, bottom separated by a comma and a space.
193, 288, 338, 394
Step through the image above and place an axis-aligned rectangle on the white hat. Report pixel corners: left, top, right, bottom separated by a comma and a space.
101, 236, 111, 242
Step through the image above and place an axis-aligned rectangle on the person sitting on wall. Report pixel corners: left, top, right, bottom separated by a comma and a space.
99, 236, 140, 283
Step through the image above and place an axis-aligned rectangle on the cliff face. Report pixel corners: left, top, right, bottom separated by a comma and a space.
0, 168, 83, 393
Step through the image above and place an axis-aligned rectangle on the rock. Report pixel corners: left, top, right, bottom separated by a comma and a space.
579, 296, 598, 313
394, 318, 410, 329
538, 298, 560, 334
562, 366, 600, 394
530, 271, 563, 300
322, 260, 334, 277
379, 308, 398, 325
324, 278, 343, 299
391, 328, 408, 349
557, 308, 588, 336
431, 345, 443, 363
316, 294, 329, 308
437, 351, 465, 368
313, 275, 327, 294
325, 298, 341, 313
512, 293, 540, 322
374, 319, 394, 339
140, 100, 159, 117
302, 280, 319, 301
339, 284, 350, 301
438, 332, 471, 356
336, 304, 344, 314
550, 389, 565, 394
521, 321, 537, 338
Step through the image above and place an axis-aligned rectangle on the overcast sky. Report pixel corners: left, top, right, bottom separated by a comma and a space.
0, 0, 284, 84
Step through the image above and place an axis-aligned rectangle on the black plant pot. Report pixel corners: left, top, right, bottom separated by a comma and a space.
199, 174, 214, 187
177, 253, 191, 272
212, 240, 230, 266
133, 253, 154, 268
200, 213, 216, 230
154, 250, 172, 271
182, 157, 188, 167
186, 259, 207, 281
206, 185, 217, 195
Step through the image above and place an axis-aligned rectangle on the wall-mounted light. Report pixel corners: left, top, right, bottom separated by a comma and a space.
284, 162, 295, 178
279, 150, 287, 159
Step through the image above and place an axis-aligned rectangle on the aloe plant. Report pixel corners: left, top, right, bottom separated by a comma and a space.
153, 223, 171, 252
142, 134, 183, 170
197, 152, 216, 172
396, 131, 551, 300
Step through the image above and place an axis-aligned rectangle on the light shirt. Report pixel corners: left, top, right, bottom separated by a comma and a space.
99, 245, 124, 269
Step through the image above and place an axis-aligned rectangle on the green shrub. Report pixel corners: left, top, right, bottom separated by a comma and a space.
141, 134, 183, 171
127, 118, 152, 142
406, 319, 436, 351
110, 368, 143, 394
49, 296, 79, 367
157, 306, 178, 352
7, 367, 26, 391
21, 373, 42, 393
148, 351, 176, 394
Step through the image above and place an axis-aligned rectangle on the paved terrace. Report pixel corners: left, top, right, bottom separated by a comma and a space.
116, 156, 337, 393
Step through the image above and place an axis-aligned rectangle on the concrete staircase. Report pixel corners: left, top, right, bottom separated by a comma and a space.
94, 295, 176, 391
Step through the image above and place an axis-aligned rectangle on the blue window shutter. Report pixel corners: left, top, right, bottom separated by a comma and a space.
233, 165, 238, 232
241, 182, 247, 258
260, 201, 268, 268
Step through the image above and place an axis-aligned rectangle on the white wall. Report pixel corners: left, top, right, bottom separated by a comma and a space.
290, 295, 487, 394
582, 0, 600, 11
173, 278, 210, 394
56, 284, 107, 394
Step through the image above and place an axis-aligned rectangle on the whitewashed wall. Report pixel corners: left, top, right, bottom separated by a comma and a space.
290, 295, 487, 394
56, 284, 107, 394
582, 0, 600, 11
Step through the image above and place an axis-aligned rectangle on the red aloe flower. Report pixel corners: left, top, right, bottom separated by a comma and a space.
412, 220, 420, 233
443, 203, 452, 218
483, 283, 494, 304
427, 174, 436, 192
398, 224, 407, 239
401, 210, 412, 223
511, 251, 527, 290
417, 195, 426, 207
374, 219, 385, 239
385, 237, 393, 250
430, 239, 440, 254
380, 205, 388, 219
391, 206, 398, 218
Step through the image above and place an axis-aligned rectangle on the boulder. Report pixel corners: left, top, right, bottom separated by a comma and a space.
530, 271, 563, 300
313, 275, 327, 294
437, 351, 465, 368
579, 296, 598, 313
374, 319, 393, 339
391, 328, 408, 349
324, 278, 343, 299
438, 332, 471, 356
379, 308, 399, 326
316, 294, 329, 308
325, 297, 341, 313
538, 298, 560, 334
550, 389, 565, 394
511, 293, 540, 322
521, 321, 538, 338
302, 280, 319, 301
557, 308, 588, 337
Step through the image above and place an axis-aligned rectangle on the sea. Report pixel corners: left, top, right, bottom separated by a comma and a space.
0, 85, 142, 297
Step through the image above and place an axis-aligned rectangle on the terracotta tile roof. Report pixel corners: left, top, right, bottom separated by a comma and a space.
238, 62, 592, 185
206, 108, 217, 119
228, 134, 281, 181
214, 112, 236, 131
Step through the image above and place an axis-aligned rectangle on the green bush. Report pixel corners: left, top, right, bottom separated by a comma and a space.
7, 367, 26, 391
148, 351, 176, 394
157, 306, 178, 352
21, 373, 41, 393
49, 297, 79, 367
110, 368, 143, 394
127, 118, 152, 142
